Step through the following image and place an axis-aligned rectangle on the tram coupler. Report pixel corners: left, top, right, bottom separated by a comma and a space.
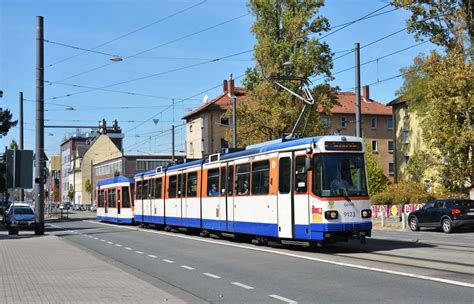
359, 232, 366, 244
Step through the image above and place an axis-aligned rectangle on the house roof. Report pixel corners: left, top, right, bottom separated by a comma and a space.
329, 92, 392, 116
386, 95, 407, 106
181, 87, 247, 120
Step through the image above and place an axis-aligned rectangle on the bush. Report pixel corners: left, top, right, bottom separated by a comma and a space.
370, 191, 393, 205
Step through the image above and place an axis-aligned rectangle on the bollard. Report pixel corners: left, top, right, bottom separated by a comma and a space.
402, 213, 406, 230
380, 212, 385, 228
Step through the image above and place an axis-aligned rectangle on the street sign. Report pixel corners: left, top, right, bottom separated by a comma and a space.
6, 149, 33, 189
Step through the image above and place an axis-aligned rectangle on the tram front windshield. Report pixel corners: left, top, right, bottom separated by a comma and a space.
312, 153, 368, 197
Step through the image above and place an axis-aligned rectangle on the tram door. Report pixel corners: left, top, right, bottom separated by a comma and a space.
277, 152, 294, 238
219, 164, 234, 231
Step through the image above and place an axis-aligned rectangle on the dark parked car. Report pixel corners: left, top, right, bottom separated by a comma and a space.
408, 199, 474, 233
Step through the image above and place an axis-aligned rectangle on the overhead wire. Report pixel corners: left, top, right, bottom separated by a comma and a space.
46, 0, 207, 68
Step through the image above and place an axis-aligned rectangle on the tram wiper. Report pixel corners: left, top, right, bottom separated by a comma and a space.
339, 189, 351, 202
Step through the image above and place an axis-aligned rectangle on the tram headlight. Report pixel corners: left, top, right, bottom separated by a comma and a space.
324, 210, 338, 220
361, 209, 372, 218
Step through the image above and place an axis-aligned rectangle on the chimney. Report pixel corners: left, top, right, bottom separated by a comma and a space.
228, 78, 235, 97
223, 80, 228, 93
363, 85, 370, 101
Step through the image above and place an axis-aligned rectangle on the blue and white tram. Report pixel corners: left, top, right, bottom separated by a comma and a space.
96, 176, 134, 224
134, 135, 372, 245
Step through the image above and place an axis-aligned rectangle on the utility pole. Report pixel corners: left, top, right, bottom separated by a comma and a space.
19, 92, 24, 201
35, 16, 45, 235
171, 125, 175, 163
228, 74, 237, 148
355, 42, 362, 138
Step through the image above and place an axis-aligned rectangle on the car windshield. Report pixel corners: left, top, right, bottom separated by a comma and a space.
312, 153, 368, 197
13, 207, 34, 215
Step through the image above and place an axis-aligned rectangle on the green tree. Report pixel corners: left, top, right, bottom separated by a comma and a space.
0, 109, 17, 136
9, 139, 18, 150
395, 0, 473, 193
67, 185, 75, 203
85, 179, 91, 195
406, 151, 434, 183
365, 140, 390, 196
226, 0, 335, 146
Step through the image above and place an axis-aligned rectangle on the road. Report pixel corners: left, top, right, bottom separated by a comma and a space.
43, 214, 473, 304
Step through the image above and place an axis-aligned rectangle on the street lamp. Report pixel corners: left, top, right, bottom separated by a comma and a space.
110, 55, 123, 62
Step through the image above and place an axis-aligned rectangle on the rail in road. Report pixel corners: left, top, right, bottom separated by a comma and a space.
43, 218, 474, 304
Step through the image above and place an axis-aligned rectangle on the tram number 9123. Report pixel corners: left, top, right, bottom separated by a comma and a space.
343, 211, 356, 218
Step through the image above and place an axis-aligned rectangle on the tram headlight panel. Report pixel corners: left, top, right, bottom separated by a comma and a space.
361, 209, 372, 218
324, 210, 338, 220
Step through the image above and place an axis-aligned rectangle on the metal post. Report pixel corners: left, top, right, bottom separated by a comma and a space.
171, 125, 175, 163
9, 148, 18, 235
402, 212, 406, 230
90, 160, 93, 206
35, 16, 45, 235
355, 42, 362, 138
19, 92, 24, 202
232, 96, 237, 148
380, 212, 385, 228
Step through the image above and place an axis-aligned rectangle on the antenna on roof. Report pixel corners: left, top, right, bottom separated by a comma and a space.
202, 94, 209, 104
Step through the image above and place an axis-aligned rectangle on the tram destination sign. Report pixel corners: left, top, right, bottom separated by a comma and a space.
325, 141, 362, 151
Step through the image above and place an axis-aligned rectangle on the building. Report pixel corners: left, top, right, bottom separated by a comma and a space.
387, 96, 434, 185
182, 82, 394, 181
321, 86, 394, 182
60, 136, 90, 202
77, 134, 182, 206
181, 79, 247, 159
46, 155, 61, 203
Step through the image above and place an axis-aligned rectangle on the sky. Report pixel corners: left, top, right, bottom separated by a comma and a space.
0, 0, 437, 159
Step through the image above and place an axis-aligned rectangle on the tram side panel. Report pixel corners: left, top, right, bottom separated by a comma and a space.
233, 155, 278, 238
134, 180, 144, 223
182, 169, 201, 228
293, 152, 312, 240
201, 165, 222, 231
150, 176, 165, 225
165, 173, 182, 226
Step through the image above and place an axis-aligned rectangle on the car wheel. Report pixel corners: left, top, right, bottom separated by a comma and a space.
442, 218, 452, 233
409, 217, 420, 231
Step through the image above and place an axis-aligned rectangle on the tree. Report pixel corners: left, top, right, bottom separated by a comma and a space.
225, 0, 336, 146
67, 185, 75, 203
395, 0, 473, 193
85, 179, 91, 195
364, 140, 390, 196
406, 151, 433, 183
0, 109, 17, 136
9, 139, 18, 150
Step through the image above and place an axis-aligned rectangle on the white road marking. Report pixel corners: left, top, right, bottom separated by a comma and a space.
124, 247, 132, 250
93, 237, 99, 240
100, 239, 106, 242
88, 220, 474, 288
107, 241, 114, 245
231, 282, 254, 290
163, 259, 174, 264
148, 254, 157, 258
269, 294, 298, 303
180, 265, 195, 270
135, 251, 144, 254
115, 244, 122, 247
203, 273, 221, 279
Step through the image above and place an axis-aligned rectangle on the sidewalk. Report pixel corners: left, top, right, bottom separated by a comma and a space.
0, 232, 186, 303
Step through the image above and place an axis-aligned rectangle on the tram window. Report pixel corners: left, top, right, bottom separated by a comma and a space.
103, 190, 108, 208
149, 179, 155, 199
252, 161, 270, 195
295, 156, 307, 193
97, 190, 102, 208
109, 189, 116, 208
220, 168, 226, 196
143, 180, 149, 199
187, 172, 198, 197
168, 175, 177, 198
279, 157, 291, 194
236, 164, 250, 196
207, 169, 219, 197
122, 187, 131, 208
136, 181, 142, 200
227, 166, 234, 195
155, 178, 162, 199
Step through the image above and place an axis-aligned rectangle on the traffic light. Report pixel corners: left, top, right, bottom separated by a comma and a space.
99, 119, 107, 134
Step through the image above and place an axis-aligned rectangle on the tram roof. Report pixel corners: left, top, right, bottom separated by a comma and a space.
96, 176, 134, 187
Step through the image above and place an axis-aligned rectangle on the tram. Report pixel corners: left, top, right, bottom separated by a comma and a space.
96, 176, 134, 224
131, 135, 371, 245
